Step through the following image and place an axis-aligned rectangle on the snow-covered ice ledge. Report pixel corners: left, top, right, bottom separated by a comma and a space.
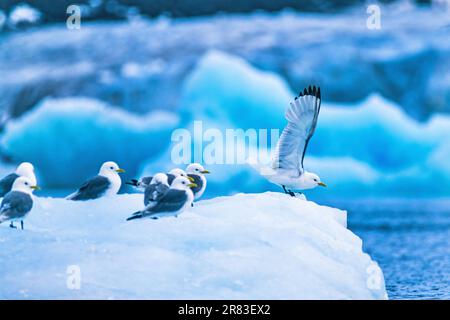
0, 192, 387, 299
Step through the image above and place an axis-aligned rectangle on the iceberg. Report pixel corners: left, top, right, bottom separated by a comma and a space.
1, 5, 449, 120
7, 3, 42, 28
0, 192, 387, 299
180, 50, 291, 130
1, 97, 179, 188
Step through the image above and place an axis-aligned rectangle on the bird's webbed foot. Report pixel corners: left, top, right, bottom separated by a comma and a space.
9, 222, 17, 229
288, 190, 296, 197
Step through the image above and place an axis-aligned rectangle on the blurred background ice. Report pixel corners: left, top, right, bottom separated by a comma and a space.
0, 0, 449, 299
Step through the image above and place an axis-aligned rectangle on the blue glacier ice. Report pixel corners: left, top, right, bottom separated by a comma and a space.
180, 50, 291, 130
141, 50, 450, 199
1, 98, 179, 188
1, 4, 449, 120
1, 49, 450, 198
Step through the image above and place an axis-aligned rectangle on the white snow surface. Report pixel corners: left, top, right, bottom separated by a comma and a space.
0, 192, 387, 299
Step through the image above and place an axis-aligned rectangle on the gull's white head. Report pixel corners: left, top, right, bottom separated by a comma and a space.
15, 162, 36, 185
186, 163, 210, 175
99, 161, 125, 177
151, 173, 169, 186
12, 176, 40, 194
169, 168, 188, 178
302, 172, 327, 190
171, 176, 197, 191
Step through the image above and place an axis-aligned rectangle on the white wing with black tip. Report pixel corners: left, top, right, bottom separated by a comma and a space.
271, 85, 321, 173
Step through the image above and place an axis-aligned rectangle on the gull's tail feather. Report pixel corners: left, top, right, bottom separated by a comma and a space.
126, 211, 143, 221
126, 179, 139, 187
246, 157, 277, 177
65, 192, 78, 200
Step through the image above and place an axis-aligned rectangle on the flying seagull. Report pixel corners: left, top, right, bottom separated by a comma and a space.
66, 161, 125, 201
251, 85, 326, 196
186, 163, 209, 202
127, 176, 196, 221
127, 168, 193, 189
0, 176, 40, 230
143, 173, 170, 206
0, 162, 37, 198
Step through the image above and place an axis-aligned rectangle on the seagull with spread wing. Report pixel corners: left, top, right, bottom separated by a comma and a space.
250, 85, 326, 197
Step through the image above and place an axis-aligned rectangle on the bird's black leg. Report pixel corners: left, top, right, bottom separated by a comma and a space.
21, 221, 24, 230
9, 222, 16, 229
288, 189, 296, 197
282, 185, 289, 194
191, 202, 194, 207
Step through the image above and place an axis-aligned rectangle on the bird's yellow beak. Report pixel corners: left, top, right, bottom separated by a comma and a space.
188, 176, 195, 182
201, 170, 210, 174
31, 185, 41, 190
188, 183, 197, 188
116, 168, 126, 173
318, 182, 327, 187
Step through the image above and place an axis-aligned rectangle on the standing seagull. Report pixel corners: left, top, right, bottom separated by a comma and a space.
251, 86, 326, 196
0, 177, 39, 230
0, 162, 37, 198
66, 161, 125, 201
126, 168, 193, 189
143, 173, 170, 206
166, 168, 192, 185
127, 176, 196, 221
186, 163, 209, 201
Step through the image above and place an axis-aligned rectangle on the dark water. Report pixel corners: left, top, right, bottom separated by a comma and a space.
325, 198, 450, 300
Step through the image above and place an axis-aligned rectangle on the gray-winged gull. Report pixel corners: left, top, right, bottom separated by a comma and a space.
0, 162, 37, 198
127, 176, 196, 221
0, 176, 40, 230
66, 161, 125, 201
127, 168, 193, 189
143, 173, 170, 206
186, 163, 209, 201
250, 86, 327, 196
